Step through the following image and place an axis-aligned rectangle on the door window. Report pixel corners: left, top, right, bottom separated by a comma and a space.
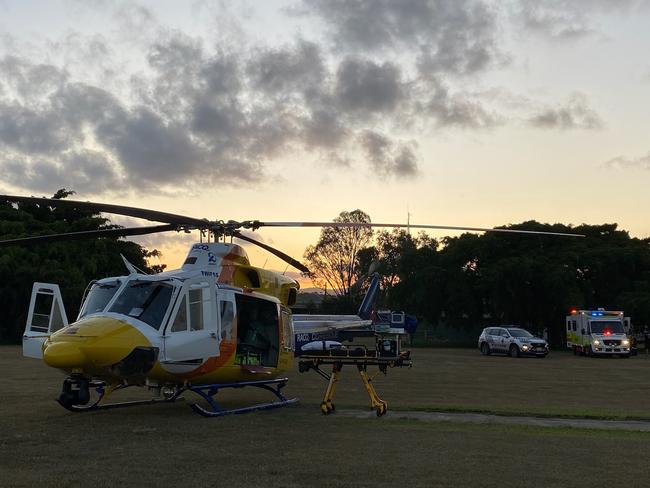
219, 300, 234, 340
171, 296, 188, 332
170, 286, 209, 333
189, 288, 204, 331
30, 289, 66, 333
31, 293, 54, 332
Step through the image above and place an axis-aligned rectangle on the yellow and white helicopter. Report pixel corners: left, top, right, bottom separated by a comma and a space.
0, 195, 583, 417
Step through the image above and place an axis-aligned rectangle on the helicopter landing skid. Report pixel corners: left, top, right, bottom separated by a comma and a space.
187, 378, 298, 417
57, 379, 183, 413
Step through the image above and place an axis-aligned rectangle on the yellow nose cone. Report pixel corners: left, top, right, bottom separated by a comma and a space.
43, 341, 87, 369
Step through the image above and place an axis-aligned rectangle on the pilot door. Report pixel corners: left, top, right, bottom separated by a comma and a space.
161, 278, 219, 365
23, 283, 69, 359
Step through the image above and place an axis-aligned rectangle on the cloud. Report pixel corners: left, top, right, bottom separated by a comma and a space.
0, 1, 622, 195
359, 130, 418, 178
0, 150, 123, 193
0, 102, 71, 154
97, 107, 202, 182
334, 57, 403, 115
528, 93, 603, 130
302, 109, 350, 149
300, 0, 504, 76
246, 40, 325, 99
603, 151, 650, 170
0, 56, 68, 103
514, 0, 650, 40
423, 78, 504, 129
0, 51, 260, 192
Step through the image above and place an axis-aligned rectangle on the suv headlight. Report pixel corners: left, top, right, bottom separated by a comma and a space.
593, 340, 600, 346
622, 339, 630, 346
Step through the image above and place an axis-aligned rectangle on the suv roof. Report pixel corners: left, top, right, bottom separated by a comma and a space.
483, 325, 523, 330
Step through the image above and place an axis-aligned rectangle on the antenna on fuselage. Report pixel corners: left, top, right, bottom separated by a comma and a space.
120, 254, 147, 275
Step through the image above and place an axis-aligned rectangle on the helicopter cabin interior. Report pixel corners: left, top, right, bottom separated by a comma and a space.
235, 294, 279, 368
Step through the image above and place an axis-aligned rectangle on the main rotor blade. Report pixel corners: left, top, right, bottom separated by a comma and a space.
0, 224, 178, 247
252, 221, 585, 238
232, 231, 310, 274
0, 195, 208, 228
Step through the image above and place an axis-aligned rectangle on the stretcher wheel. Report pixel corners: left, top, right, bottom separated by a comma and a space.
320, 401, 334, 415
375, 403, 387, 417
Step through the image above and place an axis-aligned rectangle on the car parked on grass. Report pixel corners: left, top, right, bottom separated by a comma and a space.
478, 326, 549, 358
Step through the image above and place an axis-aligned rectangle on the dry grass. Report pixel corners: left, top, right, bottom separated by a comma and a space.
1, 345, 649, 488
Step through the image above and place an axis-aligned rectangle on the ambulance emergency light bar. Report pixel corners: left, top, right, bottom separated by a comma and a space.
569, 308, 623, 317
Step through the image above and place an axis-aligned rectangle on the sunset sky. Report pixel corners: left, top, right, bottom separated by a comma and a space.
1, 1, 649, 279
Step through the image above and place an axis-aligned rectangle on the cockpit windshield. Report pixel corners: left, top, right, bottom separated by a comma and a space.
79, 280, 121, 318
109, 280, 174, 330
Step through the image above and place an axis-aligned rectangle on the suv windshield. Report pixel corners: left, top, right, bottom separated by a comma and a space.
109, 280, 174, 330
79, 280, 121, 318
508, 328, 533, 338
590, 320, 625, 334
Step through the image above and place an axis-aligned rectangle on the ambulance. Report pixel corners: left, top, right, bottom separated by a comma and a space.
566, 309, 631, 357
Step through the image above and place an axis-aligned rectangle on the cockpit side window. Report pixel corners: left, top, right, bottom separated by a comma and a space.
109, 281, 173, 330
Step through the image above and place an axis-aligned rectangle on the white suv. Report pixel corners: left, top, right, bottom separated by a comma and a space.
478, 326, 549, 358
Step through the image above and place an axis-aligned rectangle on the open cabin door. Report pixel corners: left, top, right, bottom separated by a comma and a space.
161, 278, 219, 364
23, 283, 69, 359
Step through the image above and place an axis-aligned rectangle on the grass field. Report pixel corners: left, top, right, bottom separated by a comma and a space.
2, 345, 650, 487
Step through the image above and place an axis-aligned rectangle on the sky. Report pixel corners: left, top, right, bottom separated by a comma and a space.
1, 0, 650, 280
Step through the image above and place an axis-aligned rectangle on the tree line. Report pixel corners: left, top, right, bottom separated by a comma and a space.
304, 211, 650, 347
2, 198, 649, 348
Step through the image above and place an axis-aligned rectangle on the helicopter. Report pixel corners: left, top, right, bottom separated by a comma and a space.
0, 194, 584, 417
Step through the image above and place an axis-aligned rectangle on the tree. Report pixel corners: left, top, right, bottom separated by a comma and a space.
0, 189, 165, 343
377, 230, 442, 323
303, 210, 373, 297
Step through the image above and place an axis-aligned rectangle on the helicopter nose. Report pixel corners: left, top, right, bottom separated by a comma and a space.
43, 316, 152, 374
43, 341, 86, 369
